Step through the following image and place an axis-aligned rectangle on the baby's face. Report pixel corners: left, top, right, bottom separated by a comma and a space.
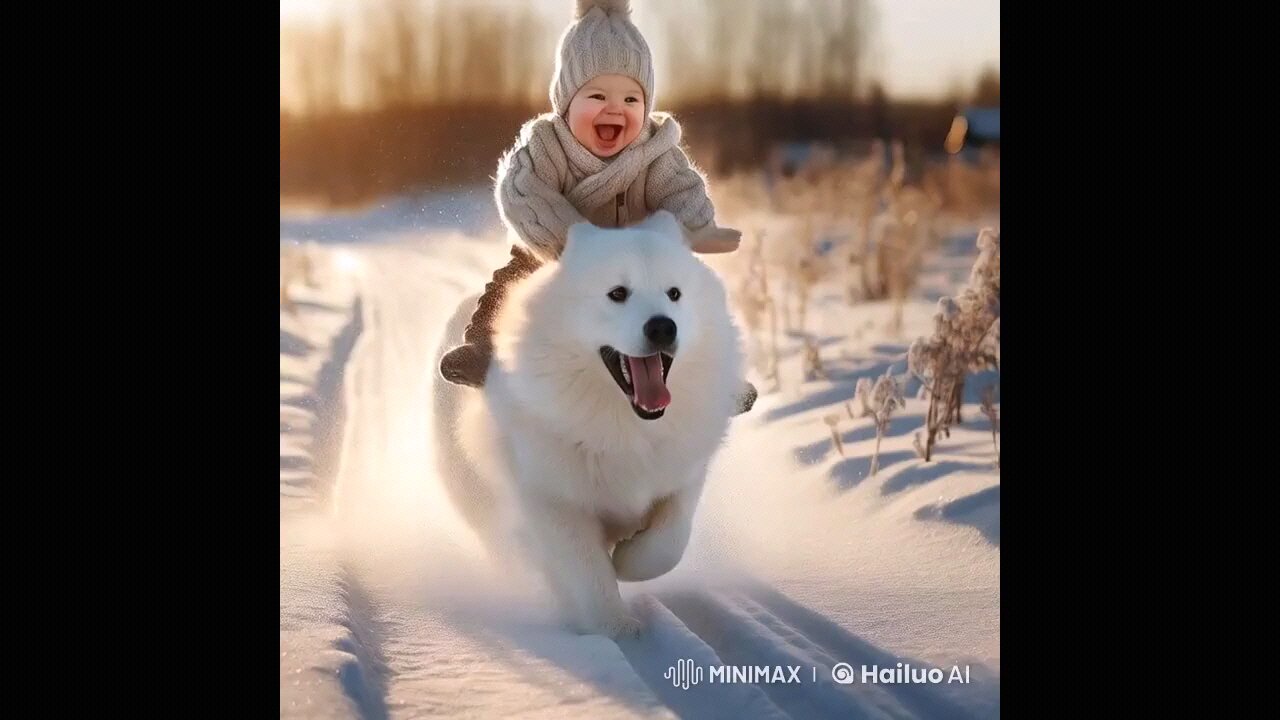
566, 74, 645, 158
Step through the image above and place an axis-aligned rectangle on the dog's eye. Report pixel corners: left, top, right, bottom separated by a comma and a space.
608, 286, 629, 303
667, 287, 681, 301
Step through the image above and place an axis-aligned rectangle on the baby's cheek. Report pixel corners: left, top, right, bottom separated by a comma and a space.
570, 122, 596, 148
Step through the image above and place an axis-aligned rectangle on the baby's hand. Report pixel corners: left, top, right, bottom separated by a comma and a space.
687, 225, 742, 254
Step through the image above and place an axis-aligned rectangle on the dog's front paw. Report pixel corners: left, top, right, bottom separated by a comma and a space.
613, 532, 685, 582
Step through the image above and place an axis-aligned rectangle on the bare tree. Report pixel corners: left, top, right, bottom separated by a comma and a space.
293, 20, 346, 114
972, 66, 1000, 106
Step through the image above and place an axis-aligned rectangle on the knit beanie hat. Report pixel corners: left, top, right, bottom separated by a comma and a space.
550, 0, 656, 117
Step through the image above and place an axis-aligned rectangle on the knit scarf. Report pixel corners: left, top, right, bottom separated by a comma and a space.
546, 112, 681, 207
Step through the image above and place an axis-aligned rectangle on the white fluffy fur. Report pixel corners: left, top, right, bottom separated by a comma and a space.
431, 211, 745, 638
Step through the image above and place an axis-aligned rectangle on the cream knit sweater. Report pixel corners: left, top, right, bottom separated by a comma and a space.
494, 111, 735, 262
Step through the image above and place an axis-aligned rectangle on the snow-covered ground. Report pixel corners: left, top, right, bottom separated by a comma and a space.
280, 188, 1000, 718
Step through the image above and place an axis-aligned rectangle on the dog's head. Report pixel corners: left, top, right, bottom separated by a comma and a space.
495, 211, 740, 425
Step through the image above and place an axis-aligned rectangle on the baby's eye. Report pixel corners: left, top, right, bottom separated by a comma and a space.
625, 96, 639, 103
589, 94, 606, 101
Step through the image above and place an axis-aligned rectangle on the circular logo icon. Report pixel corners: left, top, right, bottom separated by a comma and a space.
831, 662, 855, 684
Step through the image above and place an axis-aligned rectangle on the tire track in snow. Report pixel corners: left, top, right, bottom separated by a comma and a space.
616, 595, 791, 719
746, 585, 989, 719
282, 249, 387, 719
659, 591, 900, 719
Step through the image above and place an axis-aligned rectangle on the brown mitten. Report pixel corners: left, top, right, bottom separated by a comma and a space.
686, 224, 742, 254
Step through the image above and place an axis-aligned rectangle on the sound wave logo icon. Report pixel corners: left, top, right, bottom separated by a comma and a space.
664, 658, 703, 690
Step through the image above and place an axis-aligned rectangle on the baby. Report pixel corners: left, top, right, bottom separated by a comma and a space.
440, 0, 755, 414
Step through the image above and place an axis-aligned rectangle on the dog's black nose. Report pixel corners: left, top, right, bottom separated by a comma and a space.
644, 315, 677, 349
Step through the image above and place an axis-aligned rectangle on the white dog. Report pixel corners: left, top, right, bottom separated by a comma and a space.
431, 211, 746, 638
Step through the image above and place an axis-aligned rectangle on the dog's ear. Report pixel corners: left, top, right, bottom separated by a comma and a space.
563, 221, 593, 259
637, 210, 684, 241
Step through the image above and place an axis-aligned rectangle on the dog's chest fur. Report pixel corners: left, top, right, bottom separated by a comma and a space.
571, 439, 686, 519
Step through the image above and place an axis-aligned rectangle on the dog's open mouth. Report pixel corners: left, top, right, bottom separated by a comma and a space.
600, 346, 674, 420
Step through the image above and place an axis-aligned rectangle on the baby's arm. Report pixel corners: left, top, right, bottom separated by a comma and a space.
645, 147, 741, 254
496, 141, 589, 263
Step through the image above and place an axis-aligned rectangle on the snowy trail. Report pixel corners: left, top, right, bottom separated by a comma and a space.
281, 222, 1000, 718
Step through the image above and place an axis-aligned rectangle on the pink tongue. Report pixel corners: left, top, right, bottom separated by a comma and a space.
627, 355, 670, 411
597, 125, 619, 141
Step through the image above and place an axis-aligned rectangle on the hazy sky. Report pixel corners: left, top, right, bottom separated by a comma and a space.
281, 0, 999, 101
872, 0, 1000, 98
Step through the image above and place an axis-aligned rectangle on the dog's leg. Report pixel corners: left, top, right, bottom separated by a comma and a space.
612, 484, 700, 582
520, 498, 642, 639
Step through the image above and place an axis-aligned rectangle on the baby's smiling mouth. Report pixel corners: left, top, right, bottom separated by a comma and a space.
595, 124, 623, 142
